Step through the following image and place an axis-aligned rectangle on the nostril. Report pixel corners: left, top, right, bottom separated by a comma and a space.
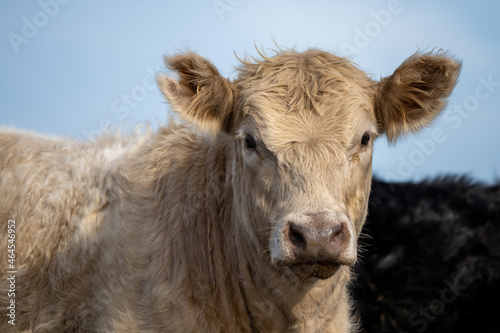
288, 223, 307, 250
327, 224, 343, 239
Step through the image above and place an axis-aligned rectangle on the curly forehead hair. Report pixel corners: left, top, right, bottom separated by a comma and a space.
235, 48, 375, 116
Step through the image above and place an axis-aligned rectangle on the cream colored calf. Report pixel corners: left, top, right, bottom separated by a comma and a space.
0, 49, 460, 332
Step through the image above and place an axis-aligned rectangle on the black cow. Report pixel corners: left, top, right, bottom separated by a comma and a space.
354, 177, 500, 333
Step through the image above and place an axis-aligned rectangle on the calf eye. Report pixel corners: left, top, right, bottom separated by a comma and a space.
361, 133, 370, 146
245, 135, 257, 149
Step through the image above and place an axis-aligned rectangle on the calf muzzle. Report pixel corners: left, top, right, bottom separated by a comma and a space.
280, 218, 353, 280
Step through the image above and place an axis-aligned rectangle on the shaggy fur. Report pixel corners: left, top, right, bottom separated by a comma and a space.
354, 177, 500, 332
0, 49, 460, 332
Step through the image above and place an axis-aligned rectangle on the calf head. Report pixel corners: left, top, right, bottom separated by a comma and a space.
157, 49, 460, 281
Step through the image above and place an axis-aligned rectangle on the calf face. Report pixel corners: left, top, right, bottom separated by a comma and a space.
157, 49, 460, 281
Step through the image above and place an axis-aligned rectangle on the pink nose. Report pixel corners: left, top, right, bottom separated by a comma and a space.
284, 221, 351, 264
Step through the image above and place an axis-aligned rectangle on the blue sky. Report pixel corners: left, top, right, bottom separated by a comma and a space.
1, 1, 499, 183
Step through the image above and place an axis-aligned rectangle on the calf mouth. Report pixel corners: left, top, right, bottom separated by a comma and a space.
287, 261, 341, 280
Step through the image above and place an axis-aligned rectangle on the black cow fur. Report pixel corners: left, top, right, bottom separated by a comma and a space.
354, 177, 500, 333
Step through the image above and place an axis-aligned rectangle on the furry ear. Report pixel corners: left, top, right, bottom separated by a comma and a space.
156, 52, 235, 137
375, 52, 461, 141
